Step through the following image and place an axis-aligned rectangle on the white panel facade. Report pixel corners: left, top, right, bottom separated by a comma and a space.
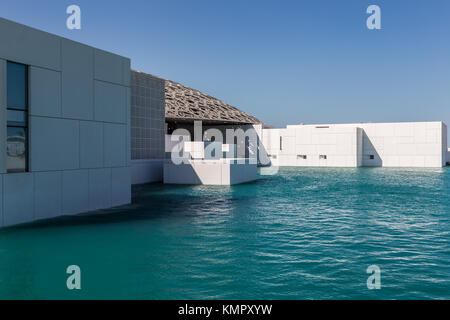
3, 173, 34, 227
164, 159, 257, 185
0, 18, 131, 227
104, 123, 127, 167
88, 168, 112, 211
62, 170, 89, 215
0, 18, 61, 71
80, 121, 104, 169
442, 124, 448, 165
358, 122, 444, 167
111, 167, 131, 207
30, 117, 79, 171
29, 66, 61, 117
61, 39, 94, 120
94, 49, 124, 85
123, 59, 131, 87
262, 122, 447, 168
94, 80, 127, 123
126, 87, 131, 166
264, 126, 361, 167
34, 171, 62, 220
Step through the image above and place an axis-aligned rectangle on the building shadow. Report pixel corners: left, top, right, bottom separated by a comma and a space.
362, 131, 382, 167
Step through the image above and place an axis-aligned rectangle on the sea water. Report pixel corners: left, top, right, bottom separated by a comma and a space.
0, 167, 449, 299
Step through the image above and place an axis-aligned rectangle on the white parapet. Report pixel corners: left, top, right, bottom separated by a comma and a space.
164, 159, 257, 185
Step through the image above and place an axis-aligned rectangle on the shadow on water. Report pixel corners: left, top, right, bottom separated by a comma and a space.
2, 167, 446, 233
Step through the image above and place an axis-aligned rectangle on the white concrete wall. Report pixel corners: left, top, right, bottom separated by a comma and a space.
165, 134, 188, 155
262, 125, 362, 167
262, 122, 447, 168
164, 159, 257, 185
165, 136, 239, 161
184, 141, 205, 159
0, 18, 131, 227
131, 133, 198, 185
356, 122, 445, 167
442, 123, 448, 165
201, 124, 261, 163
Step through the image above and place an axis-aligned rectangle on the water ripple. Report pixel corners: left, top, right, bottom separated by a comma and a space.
0, 167, 449, 299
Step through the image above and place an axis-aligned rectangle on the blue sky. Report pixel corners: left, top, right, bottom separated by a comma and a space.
1, 0, 450, 135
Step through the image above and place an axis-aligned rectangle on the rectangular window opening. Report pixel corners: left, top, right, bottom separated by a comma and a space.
319, 155, 327, 160
297, 155, 307, 159
6, 61, 29, 173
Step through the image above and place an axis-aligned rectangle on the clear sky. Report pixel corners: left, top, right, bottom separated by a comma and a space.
1, 0, 450, 136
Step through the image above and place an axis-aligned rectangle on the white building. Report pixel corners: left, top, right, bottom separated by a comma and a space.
0, 18, 131, 227
1, 17, 448, 228
163, 139, 257, 185
262, 122, 448, 168
130, 71, 264, 185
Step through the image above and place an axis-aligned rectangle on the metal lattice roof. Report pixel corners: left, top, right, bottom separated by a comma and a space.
165, 79, 261, 124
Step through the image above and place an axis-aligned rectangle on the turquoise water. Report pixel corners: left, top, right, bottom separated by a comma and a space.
0, 167, 449, 300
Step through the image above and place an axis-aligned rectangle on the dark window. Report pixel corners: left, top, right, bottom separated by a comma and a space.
319, 155, 327, 160
369, 155, 375, 160
7, 62, 27, 109
7, 61, 28, 173
280, 136, 282, 151
297, 155, 307, 159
